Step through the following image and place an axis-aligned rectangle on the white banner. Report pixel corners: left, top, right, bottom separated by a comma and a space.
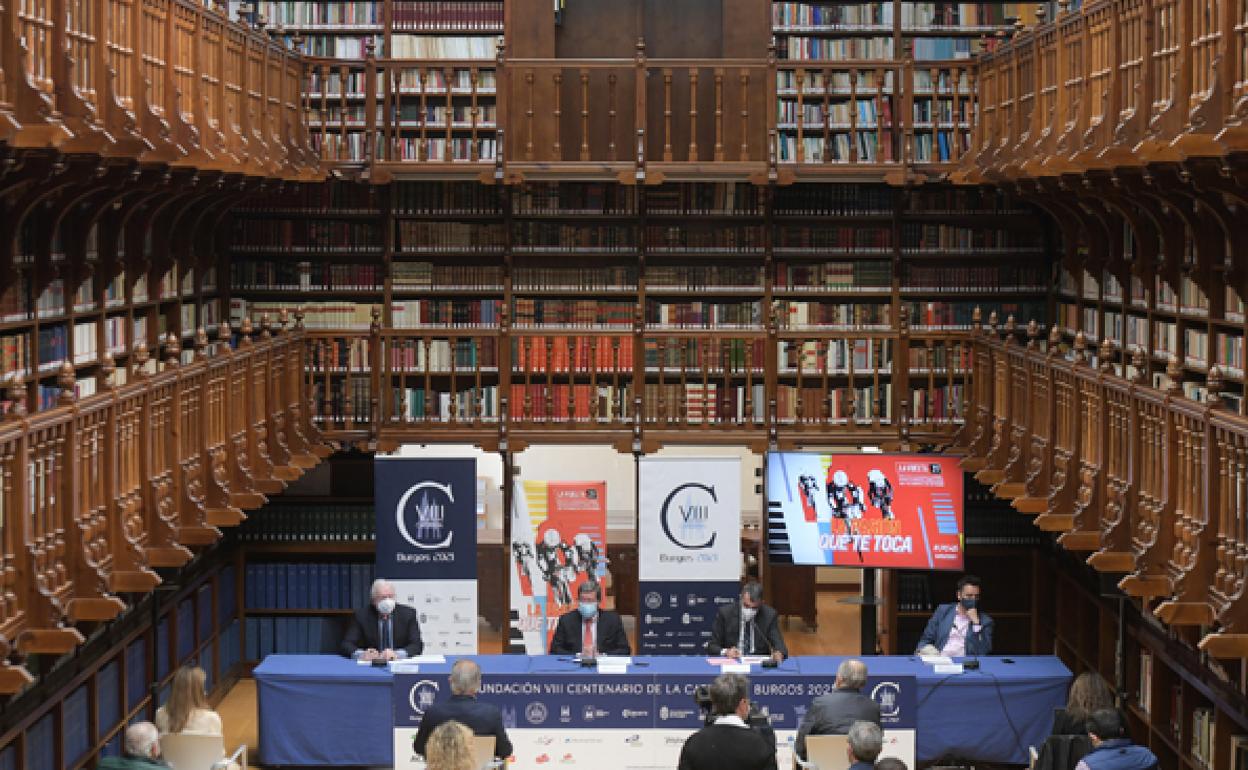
639, 458, 741, 582
392, 579, 478, 655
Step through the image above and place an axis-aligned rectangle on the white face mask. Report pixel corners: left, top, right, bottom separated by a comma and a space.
377, 597, 396, 615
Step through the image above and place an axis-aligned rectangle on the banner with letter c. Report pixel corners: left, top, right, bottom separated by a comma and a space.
638, 457, 741, 654
375, 457, 478, 654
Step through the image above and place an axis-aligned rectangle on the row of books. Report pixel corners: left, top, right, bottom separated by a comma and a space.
781, 37, 895, 60
393, 103, 499, 125
1185, 328, 1209, 367
911, 37, 983, 60
908, 384, 964, 421
513, 335, 634, 373
912, 98, 970, 124
244, 617, 347, 660
393, 386, 500, 421
774, 383, 892, 422
772, 2, 893, 27
779, 338, 893, 372
776, 224, 892, 252
396, 221, 506, 252
391, 299, 501, 328
899, 264, 1046, 291
385, 337, 498, 371
643, 338, 766, 372
244, 562, 375, 609
776, 69, 895, 95
301, 34, 379, 58
913, 68, 972, 93
646, 184, 763, 216
777, 98, 894, 128
511, 224, 635, 252
236, 301, 377, 331
777, 131, 896, 163
311, 132, 368, 162
312, 379, 372, 423
389, 34, 498, 59
232, 220, 383, 253
776, 301, 892, 330
235, 182, 379, 214
913, 130, 970, 162
231, 262, 384, 291
390, 67, 497, 92
899, 3, 1025, 27
646, 301, 763, 329
647, 266, 761, 291
775, 184, 894, 215
390, 0, 503, 30
896, 574, 935, 611
392, 262, 504, 289
385, 137, 497, 162
514, 266, 637, 291
254, 1, 380, 27
900, 223, 1041, 251
905, 187, 1022, 214
646, 225, 765, 253
1217, 333, 1244, 374
393, 182, 500, 214
906, 301, 1047, 329
776, 261, 893, 291
309, 338, 372, 371
908, 342, 971, 371
513, 299, 634, 328
514, 183, 638, 215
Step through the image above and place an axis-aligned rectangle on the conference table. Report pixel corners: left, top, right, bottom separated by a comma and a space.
255, 654, 1070, 767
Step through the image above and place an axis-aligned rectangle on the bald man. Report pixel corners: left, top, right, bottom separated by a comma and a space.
794, 659, 882, 760
97, 722, 168, 770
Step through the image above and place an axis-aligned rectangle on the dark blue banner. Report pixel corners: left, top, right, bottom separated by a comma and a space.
375, 457, 477, 580
637, 581, 740, 654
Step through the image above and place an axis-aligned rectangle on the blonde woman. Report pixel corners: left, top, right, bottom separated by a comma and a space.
425, 720, 476, 770
155, 666, 224, 735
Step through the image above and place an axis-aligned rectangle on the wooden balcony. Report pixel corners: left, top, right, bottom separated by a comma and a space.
956, 318, 1248, 660
960, 0, 1248, 183
0, 0, 317, 178
0, 317, 330, 693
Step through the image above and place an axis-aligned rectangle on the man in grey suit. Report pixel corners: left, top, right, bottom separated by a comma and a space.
794, 659, 882, 760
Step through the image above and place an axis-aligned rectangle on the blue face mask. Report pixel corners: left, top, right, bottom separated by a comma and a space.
960, 597, 978, 611
578, 602, 598, 619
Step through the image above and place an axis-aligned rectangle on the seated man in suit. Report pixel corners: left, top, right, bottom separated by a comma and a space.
707, 581, 787, 662
794, 659, 881, 760
678, 673, 777, 770
549, 580, 631, 656
915, 574, 993, 657
845, 721, 884, 770
341, 578, 423, 661
97, 723, 168, 770
412, 660, 513, 760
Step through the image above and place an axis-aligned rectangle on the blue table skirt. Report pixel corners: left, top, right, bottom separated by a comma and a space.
255, 654, 1069, 766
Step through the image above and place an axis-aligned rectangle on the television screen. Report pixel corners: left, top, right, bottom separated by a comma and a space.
766, 452, 964, 569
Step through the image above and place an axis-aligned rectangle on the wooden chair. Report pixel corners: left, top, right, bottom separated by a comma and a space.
794, 734, 851, 770
159, 733, 248, 770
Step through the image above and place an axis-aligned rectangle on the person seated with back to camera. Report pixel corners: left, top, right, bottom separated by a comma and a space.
154, 665, 242, 770
794, 659, 881, 761
707, 580, 787, 663
412, 659, 513, 760
678, 673, 778, 770
341, 578, 423, 661
844, 721, 884, 770
915, 574, 993, 657
549, 580, 631, 656
97, 723, 168, 770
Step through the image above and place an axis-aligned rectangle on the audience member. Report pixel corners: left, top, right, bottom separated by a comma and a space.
413, 659, 512, 759
97, 723, 167, 770
708, 581, 787, 661
342, 578, 424, 660
549, 581, 631, 655
1074, 709, 1158, 770
424, 721, 476, 770
1053, 672, 1115, 735
916, 574, 994, 656
846, 721, 884, 770
155, 666, 224, 736
874, 759, 908, 770
795, 659, 881, 760
678, 673, 778, 770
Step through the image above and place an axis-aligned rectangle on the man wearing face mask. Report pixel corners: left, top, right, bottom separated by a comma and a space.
549, 580, 631, 656
341, 578, 424, 661
707, 581, 787, 662
915, 574, 993, 657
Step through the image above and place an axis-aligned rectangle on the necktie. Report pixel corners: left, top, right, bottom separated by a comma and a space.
381, 615, 392, 650
582, 618, 594, 654
738, 616, 746, 653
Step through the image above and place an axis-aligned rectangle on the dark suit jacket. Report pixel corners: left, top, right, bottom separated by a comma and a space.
677, 721, 778, 770
707, 604, 788, 658
794, 688, 882, 759
1052, 708, 1089, 736
340, 603, 424, 657
549, 610, 631, 655
915, 602, 994, 656
412, 694, 513, 759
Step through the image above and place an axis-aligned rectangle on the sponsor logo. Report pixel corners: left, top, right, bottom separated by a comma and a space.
658, 706, 698, 720
395, 480, 454, 549
408, 680, 440, 716
681, 613, 691, 625
562, 737, 605, 746
536, 736, 554, 746
687, 593, 701, 606
621, 708, 649, 719
664, 737, 687, 746
561, 753, 576, 764
871, 681, 903, 719
645, 592, 663, 610
625, 734, 644, 747
536, 753, 551, 764
582, 706, 609, 721
525, 702, 549, 725
559, 706, 572, 723
669, 594, 679, 607
660, 482, 718, 549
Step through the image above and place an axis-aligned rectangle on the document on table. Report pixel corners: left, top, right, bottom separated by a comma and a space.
920, 655, 953, 665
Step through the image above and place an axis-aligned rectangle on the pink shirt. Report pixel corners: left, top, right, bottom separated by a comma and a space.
941, 611, 975, 657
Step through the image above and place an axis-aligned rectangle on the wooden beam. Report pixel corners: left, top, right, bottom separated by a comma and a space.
1086, 551, 1135, 573
229, 492, 268, 509
1057, 531, 1100, 551
1117, 574, 1172, 598
1033, 513, 1075, 531
253, 479, 286, 496
146, 546, 194, 568
974, 469, 1005, 485
960, 457, 988, 472
205, 507, 247, 527
1012, 497, 1048, 513
1154, 601, 1215, 626
1198, 633, 1248, 659
17, 628, 85, 655
66, 597, 127, 623
993, 482, 1027, 499
177, 526, 222, 546
0, 663, 35, 694
108, 570, 162, 594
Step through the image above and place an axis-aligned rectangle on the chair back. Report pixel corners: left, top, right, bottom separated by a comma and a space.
159, 733, 226, 770
1032, 733, 1094, 770
470, 735, 497, 769
805, 734, 851, 770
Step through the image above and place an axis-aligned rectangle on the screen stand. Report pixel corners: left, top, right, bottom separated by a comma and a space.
835, 568, 879, 654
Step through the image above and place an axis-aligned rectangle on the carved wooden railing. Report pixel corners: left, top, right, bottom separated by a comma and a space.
0, 0, 317, 179
0, 317, 329, 694
958, 316, 1248, 660
303, 43, 981, 182
963, 0, 1248, 181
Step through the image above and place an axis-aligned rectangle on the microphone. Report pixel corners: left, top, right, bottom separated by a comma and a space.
750, 616, 781, 668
